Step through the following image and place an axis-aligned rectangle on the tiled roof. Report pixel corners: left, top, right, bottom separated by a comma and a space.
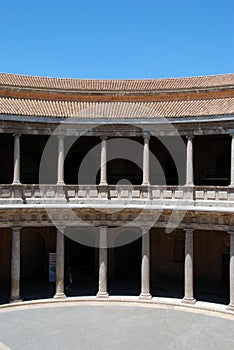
0, 73, 234, 92
1, 97, 234, 118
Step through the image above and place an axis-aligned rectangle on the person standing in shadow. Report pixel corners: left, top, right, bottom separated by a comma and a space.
65, 266, 73, 290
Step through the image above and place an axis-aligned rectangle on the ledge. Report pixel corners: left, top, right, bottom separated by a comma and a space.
0, 296, 234, 319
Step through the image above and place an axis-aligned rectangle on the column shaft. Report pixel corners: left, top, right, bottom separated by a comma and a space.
96, 226, 109, 298
54, 227, 66, 299
229, 232, 234, 309
12, 134, 21, 184
57, 135, 65, 184
142, 136, 150, 185
100, 137, 107, 185
139, 230, 152, 299
10, 227, 21, 302
186, 136, 194, 186
230, 134, 234, 186
182, 229, 196, 304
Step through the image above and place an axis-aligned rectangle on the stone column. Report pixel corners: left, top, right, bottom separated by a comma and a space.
142, 135, 150, 185
54, 226, 66, 299
99, 136, 108, 185
230, 134, 234, 187
57, 135, 65, 185
228, 231, 234, 310
96, 226, 109, 298
182, 229, 196, 304
10, 226, 21, 302
139, 229, 152, 300
186, 135, 194, 186
12, 134, 21, 184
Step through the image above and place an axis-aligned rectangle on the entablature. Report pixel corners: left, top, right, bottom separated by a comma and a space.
0, 205, 233, 233
0, 115, 234, 137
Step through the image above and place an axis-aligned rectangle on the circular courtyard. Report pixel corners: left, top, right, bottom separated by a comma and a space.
0, 301, 234, 349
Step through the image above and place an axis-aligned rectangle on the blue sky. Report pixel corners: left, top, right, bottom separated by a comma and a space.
1, 0, 234, 79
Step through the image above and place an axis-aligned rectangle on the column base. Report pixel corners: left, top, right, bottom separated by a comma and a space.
96, 291, 109, 299
182, 297, 196, 304
227, 303, 234, 311
139, 293, 152, 300
10, 297, 22, 303
53, 292, 66, 299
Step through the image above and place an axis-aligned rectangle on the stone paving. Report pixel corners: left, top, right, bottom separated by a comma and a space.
0, 302, 233, 350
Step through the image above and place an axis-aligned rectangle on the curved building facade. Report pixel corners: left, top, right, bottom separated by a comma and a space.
0, 73, 234, 308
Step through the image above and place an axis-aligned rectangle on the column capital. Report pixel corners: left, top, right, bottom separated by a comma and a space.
57, 134, 65, 140
142, 132, 150, 140
12, 226, 21, 233
142, 227, 149, 234
57, 225, 66, 234
13, 133, 21, 138
99, 225, 108, 229
186, 134, 194, 140
100, 136, 108, 141
183, 228, 194, 235
227, 231, 234, 237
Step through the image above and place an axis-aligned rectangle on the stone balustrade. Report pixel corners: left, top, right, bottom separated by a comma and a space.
0, 184, 233, 210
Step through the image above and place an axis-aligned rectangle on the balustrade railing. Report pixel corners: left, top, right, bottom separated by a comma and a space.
0, 184, 233, 208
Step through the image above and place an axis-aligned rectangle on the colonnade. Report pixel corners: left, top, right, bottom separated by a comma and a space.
8, 226, 234, 310
8, 132, 234, 187
4, 131, 234, 310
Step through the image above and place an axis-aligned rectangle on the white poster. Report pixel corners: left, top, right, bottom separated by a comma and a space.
49, 253, 56, 282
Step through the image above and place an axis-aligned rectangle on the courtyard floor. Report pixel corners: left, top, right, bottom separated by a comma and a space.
0, 302, 233, 350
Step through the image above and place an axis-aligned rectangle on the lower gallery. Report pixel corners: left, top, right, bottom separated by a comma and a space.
0, 72, 234, 309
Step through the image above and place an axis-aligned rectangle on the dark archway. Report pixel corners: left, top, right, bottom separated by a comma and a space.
215, 152, 230, 186
108, 158, 142, 185
151, 228, 184, 299
194, 135, 231, 186
21, 135, 51, 184
164, 156, 178, 185
20, 229, 54, 301
150, 136, 186, 185
21, 231, 45, 279
109, 229, 141, 296
64, 136, 100, 185
65, 228, 97, 296
0, 229, 11, 304
64, 150, 86, 184
0, 134, 13, 184
21, 150, 41, 184
194, 230, 229, 304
